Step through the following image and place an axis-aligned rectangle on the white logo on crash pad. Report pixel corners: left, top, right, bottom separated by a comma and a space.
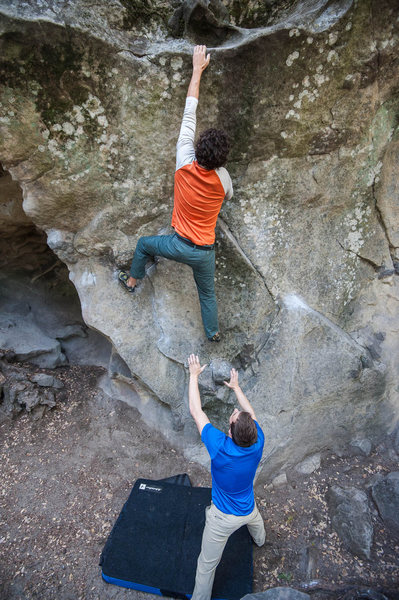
139, 483, 162, 493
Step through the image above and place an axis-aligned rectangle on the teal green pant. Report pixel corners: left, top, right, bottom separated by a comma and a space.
130, 234, 218, 338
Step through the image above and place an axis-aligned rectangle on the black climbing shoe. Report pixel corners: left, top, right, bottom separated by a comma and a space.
118, 270, 136, 293
208, 333, 221, 343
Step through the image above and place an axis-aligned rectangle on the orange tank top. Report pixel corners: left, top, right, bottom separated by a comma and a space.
172, 160, 225, 246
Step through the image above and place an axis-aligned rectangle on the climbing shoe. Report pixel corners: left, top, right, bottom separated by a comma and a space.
208, 332, 221, 343
118, 270, 136, 293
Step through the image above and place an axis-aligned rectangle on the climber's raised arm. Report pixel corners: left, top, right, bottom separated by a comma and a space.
176, 45, 210, 171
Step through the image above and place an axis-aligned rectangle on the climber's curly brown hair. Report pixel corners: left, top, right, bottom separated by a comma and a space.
195, 128, 230, 170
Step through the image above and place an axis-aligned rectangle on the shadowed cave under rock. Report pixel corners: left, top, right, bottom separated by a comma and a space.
0, 165, 130, 412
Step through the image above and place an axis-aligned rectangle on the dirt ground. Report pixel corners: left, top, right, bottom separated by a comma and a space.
0, 364, 398, 600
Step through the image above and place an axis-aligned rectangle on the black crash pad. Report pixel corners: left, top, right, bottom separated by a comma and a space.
100, 474, 253, 599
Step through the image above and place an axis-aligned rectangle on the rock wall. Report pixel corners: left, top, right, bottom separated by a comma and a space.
0, 0, 398, 478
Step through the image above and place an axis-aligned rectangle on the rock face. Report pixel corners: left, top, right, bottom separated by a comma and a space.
0, 0, 398, 475
371, 471, 399, 537
393, 426, 399, 455
326, 485, 373, 559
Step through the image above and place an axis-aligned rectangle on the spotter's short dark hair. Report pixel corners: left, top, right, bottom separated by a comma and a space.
230, 411, 258, 447
195, 128, 230, 170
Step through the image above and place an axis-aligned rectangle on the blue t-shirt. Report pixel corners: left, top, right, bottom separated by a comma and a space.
201, 421, 265, 516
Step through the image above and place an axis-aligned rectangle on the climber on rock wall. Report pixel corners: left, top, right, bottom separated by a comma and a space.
187, 353, 266, 600
118, 45, 233, 342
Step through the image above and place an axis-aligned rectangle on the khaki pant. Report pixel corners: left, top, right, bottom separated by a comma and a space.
192, 502, 265, 600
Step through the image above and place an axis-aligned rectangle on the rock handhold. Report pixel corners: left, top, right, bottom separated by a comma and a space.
326, 485, 373, 559
210, 358, 231, 385
168, 0, 231, 46
371, 471, 399, 538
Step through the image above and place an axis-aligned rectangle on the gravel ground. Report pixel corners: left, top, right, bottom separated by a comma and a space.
0, 363, 398, 600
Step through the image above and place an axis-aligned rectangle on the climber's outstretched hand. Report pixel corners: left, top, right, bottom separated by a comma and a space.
187, 45, 210, 98
188, 353, 207, 378
192, 45, 210, 73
